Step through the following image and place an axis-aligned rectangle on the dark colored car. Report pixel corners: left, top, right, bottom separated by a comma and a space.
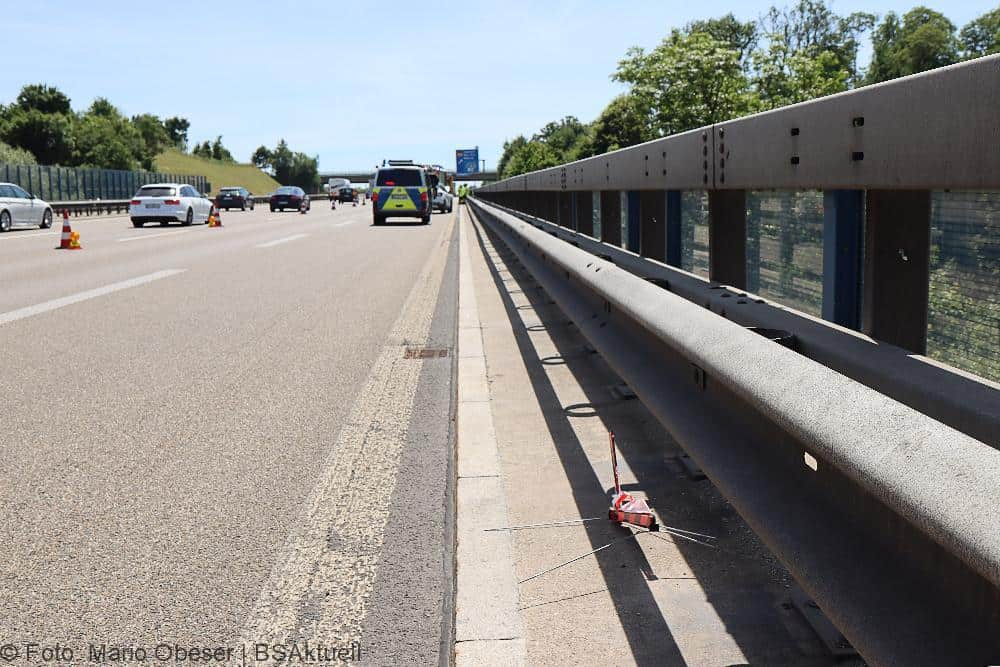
216, 186, 254, 211
269, 186, 310, 212
337, 187, 355, 203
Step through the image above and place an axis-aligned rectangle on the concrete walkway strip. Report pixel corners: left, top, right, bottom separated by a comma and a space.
0, 269, 187, 326
455, 207, 526, 665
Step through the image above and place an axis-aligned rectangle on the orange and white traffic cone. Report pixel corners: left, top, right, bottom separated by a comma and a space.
212, 207, 223, 228
56, 210, 72, 249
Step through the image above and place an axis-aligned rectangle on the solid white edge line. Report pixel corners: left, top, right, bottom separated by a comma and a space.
255, 234, 308, 248
0, 269, 187, 326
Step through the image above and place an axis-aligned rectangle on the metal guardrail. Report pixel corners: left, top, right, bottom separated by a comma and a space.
477, 55, 1000, 361
48, 194, 330, 218
468, 197, 1000, 666
476, 199, 1000, 449
481, 55, 1000, 193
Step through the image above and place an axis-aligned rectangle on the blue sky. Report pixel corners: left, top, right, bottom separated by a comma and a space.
1, 1, 994, 173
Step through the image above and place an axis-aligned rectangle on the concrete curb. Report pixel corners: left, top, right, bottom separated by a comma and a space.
454, 207, 525, 666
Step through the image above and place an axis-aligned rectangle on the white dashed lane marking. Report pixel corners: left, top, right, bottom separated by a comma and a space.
0, 269, 187, 325
255, 234, 309, 249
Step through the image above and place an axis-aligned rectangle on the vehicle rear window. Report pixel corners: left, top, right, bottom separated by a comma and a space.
275, 187, 297, 194
137, 186, 177, 197
220, 188, 240, 193
377, 169, 422, 187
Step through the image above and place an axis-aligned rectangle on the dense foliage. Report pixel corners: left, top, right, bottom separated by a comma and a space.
498, 2, 1000, 178
0, 84, 192, 171
251, 140, 321, 192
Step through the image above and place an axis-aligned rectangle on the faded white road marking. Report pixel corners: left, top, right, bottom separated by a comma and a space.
242, 218, 453, 647
255, 233, 308, 248
0, 231, 59, 241
117, 229, 199, 242
0, 269, 186, 325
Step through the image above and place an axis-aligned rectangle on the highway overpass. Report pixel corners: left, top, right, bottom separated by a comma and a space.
320, 170, 497, 183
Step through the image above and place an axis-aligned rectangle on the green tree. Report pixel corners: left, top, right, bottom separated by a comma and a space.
497, 136, 527, 179
533, 116, 592, 161
758, 1, 875, 86
867, 7, 960, 83
0, 109, 74, 165
15, 84, 72, 115
268, 139, 319, 190
210, 136, 234, 162
589, 94, 652, 154
72, 115, 138, 169
251, 145, 273, 172
687, 13, 758, 66
614, 30, 754, 137
0, 140, 37, 165
71, 99, 146, 169
164, 116, 190, 150
502, 140, 561, 177
960, 7, 1000, 57
752, 40, 849, 109
192, 140, 212, 158
131, 114, 171, 165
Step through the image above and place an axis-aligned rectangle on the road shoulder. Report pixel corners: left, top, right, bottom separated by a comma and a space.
454, 206, 526, 665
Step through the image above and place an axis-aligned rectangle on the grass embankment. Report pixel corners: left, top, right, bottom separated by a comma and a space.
154, 149, 280, 196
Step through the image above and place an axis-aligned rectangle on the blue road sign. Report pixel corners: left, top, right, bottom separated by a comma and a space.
456, 148, 479, 175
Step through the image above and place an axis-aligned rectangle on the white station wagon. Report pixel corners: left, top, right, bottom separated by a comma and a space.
0, 182, 54, 232
129, 183, 213, 228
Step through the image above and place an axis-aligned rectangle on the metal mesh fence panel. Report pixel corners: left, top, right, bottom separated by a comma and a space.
680, 191, 709, 279
0, 163, 207, 201
746, 191, 824, 317
928, 191, 1000, 383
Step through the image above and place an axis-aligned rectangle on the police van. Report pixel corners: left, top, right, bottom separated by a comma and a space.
371, 161, 432, 225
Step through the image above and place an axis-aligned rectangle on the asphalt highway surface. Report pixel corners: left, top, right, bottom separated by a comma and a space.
0, 201, 458, 666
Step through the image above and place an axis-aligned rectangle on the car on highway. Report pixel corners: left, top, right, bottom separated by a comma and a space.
371, 163, 431, 225
129, 183, 213, 228
336, 187, 355, 203
216, 186, 254, 211
270, 186, 310, 212
432, 186, 453, 213
0, 183, 53, 231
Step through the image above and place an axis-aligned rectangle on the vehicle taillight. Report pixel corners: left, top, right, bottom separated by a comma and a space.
420, 191, 428, 202
164, 199, 180, 205
290, 195, 300, 201
385, 181, 395, 186
130, 199, 140, 205
372, 191, 378, 201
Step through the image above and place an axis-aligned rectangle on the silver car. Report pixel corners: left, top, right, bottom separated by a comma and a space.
0, 182, 54, 232
433, 187, 454, 213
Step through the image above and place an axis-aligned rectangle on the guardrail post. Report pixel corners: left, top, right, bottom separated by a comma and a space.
822, 190, 864, 329
600, 191, 622, 247
639, 190, 666, 261
863, 190, 931, 353
626, 191, 641, 252
575, 192, 593, 236
666, 190, 682, 267
708, 190, 747, 289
